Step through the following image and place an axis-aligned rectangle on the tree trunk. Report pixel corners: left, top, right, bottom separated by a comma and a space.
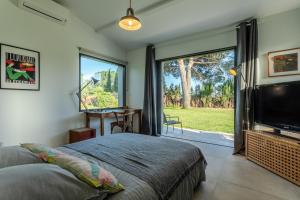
178, 59, 192, 109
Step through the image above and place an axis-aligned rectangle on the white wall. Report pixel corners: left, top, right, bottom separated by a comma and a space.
155, 28, 236, 60
127, 7, 300, 108
0, 0, 126, 146
257, 8, 300, 85
127, 47, 147, 108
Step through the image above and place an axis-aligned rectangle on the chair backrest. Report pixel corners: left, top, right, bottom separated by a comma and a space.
113, 110, 135, 124
163, 113, 167, 123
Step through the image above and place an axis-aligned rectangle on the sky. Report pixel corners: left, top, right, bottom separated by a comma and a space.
165, 74, 185, 87
164, 74, 205, 89
81, 56, 119, 81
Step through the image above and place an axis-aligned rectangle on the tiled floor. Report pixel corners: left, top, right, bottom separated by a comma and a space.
169, 139, 300, 200
161, 127, 234, 147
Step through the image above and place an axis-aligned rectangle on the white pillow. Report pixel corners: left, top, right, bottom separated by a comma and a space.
0, 164, 106, 200
0, 146, 42, 168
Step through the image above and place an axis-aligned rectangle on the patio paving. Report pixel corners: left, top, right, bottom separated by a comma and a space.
161, 127, 234, 147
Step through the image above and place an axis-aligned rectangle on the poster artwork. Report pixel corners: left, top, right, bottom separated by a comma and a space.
5, 52, 36, 85
268, 48, 300, 77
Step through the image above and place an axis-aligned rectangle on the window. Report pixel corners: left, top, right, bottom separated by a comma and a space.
79, 54, 125, 111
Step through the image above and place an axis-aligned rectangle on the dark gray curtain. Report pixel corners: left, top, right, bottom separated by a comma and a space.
142, 45, 162, 136
234, 19, 258, 154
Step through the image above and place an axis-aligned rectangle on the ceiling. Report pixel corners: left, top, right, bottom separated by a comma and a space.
54, 0, 300, 50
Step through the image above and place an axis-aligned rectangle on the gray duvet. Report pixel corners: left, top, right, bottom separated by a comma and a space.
60, 133, 207, 200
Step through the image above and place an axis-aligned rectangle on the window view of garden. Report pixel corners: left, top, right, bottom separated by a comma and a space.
163, 49, 235, 134
80, 55, 124, 110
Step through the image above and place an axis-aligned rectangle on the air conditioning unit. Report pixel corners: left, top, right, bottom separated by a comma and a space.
18, 0, 69, 25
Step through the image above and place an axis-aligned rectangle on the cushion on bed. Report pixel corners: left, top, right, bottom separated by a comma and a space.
0, 164, 105, 200
20, 143, 61, 160
0, 146, 43, 168
21, 143, 124, 193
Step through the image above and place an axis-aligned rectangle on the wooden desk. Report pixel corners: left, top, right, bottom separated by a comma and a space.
85, 108, 142, 136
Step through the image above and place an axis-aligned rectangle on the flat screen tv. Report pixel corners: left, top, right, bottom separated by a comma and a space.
255, 81, 300, 136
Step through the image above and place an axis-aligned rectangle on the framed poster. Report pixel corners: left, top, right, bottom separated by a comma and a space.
268, 48, 300, 77
0, 43, 40, 90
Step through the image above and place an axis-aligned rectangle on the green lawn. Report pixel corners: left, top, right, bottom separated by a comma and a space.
164, 107, 234, 134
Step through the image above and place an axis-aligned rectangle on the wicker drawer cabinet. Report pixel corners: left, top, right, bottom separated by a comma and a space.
246, 130, 300, 186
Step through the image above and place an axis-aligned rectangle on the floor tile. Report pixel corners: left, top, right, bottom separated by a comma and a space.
220, 158, 300, 200
211, 181, 285, 200
164, 136, 300, 200
162, 127, 233, 147
193, 179, 217, 200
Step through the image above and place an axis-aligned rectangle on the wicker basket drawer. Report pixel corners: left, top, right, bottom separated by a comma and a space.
246, 131, 300, 186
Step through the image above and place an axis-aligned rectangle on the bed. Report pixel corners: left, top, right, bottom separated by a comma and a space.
59, 133, 207, 200
0, 133, 206, 200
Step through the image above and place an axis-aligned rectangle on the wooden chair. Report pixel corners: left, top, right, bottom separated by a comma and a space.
111, 110, 135, 133
163, 113, 183, 134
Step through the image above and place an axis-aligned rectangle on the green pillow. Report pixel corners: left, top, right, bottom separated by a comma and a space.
21, 143, 124, 193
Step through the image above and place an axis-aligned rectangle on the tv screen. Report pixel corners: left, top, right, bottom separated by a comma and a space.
255, 81, 300, 132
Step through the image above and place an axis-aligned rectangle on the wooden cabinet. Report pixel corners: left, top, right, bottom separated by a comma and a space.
246, 130, 300, 186
69, 128, 96, 144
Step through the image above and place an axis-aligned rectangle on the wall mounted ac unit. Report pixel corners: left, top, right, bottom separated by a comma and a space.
18, 0, 69, 25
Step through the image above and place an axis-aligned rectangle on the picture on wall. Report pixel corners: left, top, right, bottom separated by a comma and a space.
0, 44, 40, 90
268, 48, 300, 77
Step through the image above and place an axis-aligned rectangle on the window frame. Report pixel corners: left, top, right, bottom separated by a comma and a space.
79, 53, 126, 112
157, 46, 237, 133
156, 46, 236, 62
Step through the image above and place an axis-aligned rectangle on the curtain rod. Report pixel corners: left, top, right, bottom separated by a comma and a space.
235, 23, 251, 29
235, 18, 256, 29
236, 23, 252, 29
78, 47, 128, 66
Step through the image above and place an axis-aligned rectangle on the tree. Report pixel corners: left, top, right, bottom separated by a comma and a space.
113, 73, 118, 93
96, 91, 118, 108
163, 78, 167, 92
163, 50, 234, 108
200, 82, 214, 107
220, 79, 234, 108
174, 84, 181, 107
178, 58, 192, 108
194, 84, 201, 97
96, 71, 108, 87
105, 69, 112, 92
169, 84, 175, 106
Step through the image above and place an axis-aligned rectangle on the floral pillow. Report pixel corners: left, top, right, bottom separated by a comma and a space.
20, 143, 60, 161
21, 143, 124, 193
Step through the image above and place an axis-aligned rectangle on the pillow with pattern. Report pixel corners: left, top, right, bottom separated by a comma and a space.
21, 143, 124, 193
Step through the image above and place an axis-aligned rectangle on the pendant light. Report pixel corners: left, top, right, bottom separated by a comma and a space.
119, 0, 142, 31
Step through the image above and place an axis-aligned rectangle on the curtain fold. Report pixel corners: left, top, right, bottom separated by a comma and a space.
234, 19, 258, 154
142, 45, 161, 136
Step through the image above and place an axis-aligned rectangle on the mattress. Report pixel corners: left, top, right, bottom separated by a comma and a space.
58, 133, 207, 200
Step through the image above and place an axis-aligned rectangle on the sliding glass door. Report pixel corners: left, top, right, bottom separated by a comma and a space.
160, 48, 236, 146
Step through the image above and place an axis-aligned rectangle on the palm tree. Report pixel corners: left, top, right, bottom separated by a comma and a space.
220, 79, 234, 108
200, 82, 214, 107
